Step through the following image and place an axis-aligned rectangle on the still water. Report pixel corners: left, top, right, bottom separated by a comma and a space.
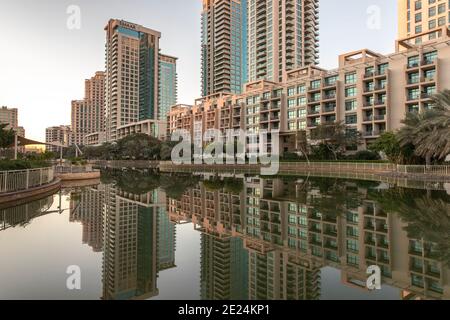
1, 170, 449, 300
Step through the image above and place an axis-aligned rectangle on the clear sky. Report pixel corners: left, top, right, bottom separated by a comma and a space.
0, 0, 397, 141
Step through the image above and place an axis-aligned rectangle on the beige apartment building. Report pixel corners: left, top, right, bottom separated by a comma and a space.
0, 106, 19, 128
168, 29, 450, 154
0, 106, 25, 136
71, 71, 105, 146
45, 125, 71, 153
398, 0, 449, 45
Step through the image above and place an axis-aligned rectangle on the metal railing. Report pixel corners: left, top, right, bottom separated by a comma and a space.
54, 165, 97, 174
0, 167, 55, 194
396, 165, 450, 177
159, 161, 396, 174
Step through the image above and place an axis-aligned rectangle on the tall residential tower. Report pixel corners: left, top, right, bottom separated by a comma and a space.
201, 0, 248, 96
247, 0, 320, 83
71, 71, 105, 145
158, 54, 178, 121
104, 19, 177, 141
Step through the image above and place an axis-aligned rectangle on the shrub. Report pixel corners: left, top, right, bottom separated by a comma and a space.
351, 150, 381, 161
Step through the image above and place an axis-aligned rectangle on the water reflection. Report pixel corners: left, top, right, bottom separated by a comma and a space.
1, 171, 449, 300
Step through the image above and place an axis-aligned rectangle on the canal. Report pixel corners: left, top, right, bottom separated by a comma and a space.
0, 170, 449, 300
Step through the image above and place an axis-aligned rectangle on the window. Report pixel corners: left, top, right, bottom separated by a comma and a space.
345, 73, 357, 84
288, 98, 296, 108
287, 87, 296, 97
288, 110, 296, 119
310, 80, 321, 89
345, 99, 357, 111
345, 87, 357, 97
347, 254, 359, 266
297, 85, 306, 94
414, 0, 421, 10
345, 114, 357, 124
415, 12, 422, 23
423, 50, 437, 64
298, 97, 307, 106
408, 72, 420, 84
408, 55, 420, 68
347, 239, 359, 253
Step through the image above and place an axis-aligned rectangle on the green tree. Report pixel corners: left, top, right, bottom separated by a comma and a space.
0, 124, 15, 149
369, 132, 416, 164
310, 121, 361, 160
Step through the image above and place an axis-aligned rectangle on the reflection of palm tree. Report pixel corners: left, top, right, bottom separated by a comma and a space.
307, 177, 366, 218
369, 188, 450, 265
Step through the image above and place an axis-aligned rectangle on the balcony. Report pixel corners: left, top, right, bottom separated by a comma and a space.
323, 93, 336, 100
421, 59, 436, 66
323, 105, 336, 113
407, 62, 420, 69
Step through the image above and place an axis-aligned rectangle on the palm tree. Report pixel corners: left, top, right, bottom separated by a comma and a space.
397, 90, 450, 165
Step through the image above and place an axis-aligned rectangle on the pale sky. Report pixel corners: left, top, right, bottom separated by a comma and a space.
0, 0, 397, 141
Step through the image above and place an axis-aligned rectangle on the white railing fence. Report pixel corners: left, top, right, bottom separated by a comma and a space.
54, 165, 97, 174
396, 165, 450, 176
0, 167, 54, 194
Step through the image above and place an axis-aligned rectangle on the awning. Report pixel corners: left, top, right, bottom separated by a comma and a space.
7, 136, 63, 147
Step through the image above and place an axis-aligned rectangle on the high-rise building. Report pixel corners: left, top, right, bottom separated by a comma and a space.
104, 19, 177, 141
398, 0, 449, 45
158, 54, 178, 121
157, 207, 177, 271
102, 185, 159, 300
45, 125, 71, 153
69, 186, 105, 252
247, 0, 319, 83
71, 71, 105, 146
200, 234, 248, 300
201, 0, 248, 96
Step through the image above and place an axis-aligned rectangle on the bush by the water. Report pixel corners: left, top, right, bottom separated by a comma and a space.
0, 160, 51, 171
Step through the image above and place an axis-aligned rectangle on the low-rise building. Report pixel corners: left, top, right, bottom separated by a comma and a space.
45, 125, 71, 153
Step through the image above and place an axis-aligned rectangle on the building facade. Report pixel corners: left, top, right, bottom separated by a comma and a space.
247, 0, 319, 83
45, 125, 71, 153
398, 0, 449, 45
169, 30, 450, 154
0, 106, 25, 138
201, 0, 248, 96
104, 19, 178, 142
71, 71, 106, 146
158, 54, 178, 121
0, 106, 18, 128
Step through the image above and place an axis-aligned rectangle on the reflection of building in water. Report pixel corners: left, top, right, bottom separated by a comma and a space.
168, 176, 450, 300
200, 234, 248, 300
0, 196, 54, 231
101, 186, 175, 300
158, 207, 176, 271
70, 186, 105, 252
248, 250, 320, 300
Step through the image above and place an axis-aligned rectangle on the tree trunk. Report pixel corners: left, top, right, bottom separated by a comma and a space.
426, 154, 431, 167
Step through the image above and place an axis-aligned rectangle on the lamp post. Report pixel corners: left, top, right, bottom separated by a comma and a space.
14, 132, 18, 160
